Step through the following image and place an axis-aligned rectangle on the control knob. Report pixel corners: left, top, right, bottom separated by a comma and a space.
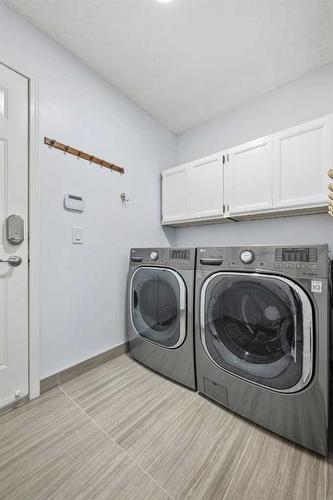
150, 251, 159, 261
240, 250, 254, 264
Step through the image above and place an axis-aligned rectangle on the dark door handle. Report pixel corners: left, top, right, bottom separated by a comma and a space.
200, 258, 223, 266
133, 290, 138, 309
131, 256, 143, 262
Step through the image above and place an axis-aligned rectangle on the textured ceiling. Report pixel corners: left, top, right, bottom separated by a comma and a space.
5, 0, 333, 133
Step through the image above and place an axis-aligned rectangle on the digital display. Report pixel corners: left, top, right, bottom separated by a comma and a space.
170, 249, 190, 260
275, 247, 318, 263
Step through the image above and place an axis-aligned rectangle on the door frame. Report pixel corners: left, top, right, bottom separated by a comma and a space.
0, 60, 40, 400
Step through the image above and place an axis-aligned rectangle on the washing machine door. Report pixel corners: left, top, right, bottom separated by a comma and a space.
130, 267, 186, 348
201, 272, 313, 392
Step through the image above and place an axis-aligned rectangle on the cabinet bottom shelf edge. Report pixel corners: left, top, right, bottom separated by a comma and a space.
162, 205, 328, 227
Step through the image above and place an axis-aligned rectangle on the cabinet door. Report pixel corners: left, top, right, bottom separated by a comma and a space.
188, 155, 224, 219
162, 165, 188, 223
274, 116, 332, 209
226, 136, 274, 216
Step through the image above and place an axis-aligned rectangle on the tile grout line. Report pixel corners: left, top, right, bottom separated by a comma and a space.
145, 393, 205, 476
59, 386, 175, 500
221, 424, 257, 500
111, 432, 177, 500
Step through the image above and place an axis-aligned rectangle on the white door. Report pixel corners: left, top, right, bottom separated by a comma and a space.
188, 154, 224, 220
226, 136, 274, 216
274, 116, 332, 209
0, 64, 29, 408
162, 165, 188, 223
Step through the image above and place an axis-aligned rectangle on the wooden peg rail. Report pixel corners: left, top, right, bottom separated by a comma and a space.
44, 137, 124, 174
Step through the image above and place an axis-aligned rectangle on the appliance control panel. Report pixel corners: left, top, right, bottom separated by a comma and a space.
130, 248, 195, 269
196, 245, 328, 278
169, 249, 190, 260
275, 247, 318, 263
274, 245, 328, 277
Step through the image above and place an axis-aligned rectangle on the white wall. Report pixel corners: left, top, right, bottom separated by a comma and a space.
173, 215, 333, 252
0, 1, 176, 378
176, 63, 333, 163
175, 64, 333, 251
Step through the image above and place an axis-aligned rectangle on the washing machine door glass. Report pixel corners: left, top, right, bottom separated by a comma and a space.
201, 272, 313, 392
131, 267, 186, 348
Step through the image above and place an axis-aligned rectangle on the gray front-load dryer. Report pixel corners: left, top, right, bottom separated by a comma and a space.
127, 248, 196, 389
195, 245, 330, 455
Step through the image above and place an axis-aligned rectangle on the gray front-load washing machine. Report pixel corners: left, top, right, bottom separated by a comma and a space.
127, 248, 196, 389
195, 245, 331, 455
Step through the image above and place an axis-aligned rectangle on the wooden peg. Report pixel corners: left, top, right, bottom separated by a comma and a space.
44, 137, 124, 174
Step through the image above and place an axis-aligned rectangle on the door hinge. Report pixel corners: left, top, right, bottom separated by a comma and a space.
222, 155, 225, 165
223, 204, 225, 213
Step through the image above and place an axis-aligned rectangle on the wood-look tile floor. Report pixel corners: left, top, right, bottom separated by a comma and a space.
0, 354, 331, 499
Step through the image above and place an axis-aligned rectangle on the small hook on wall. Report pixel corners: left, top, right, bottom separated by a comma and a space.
120, 192, 130, 208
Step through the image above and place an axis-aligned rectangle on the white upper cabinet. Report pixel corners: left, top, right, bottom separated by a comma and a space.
226, 136, 274, 216
188, 154, 224, 220
162, 165, 188, 223
162, 154, 224, 224
161, 114, 331, 225
274, 116, 332, 209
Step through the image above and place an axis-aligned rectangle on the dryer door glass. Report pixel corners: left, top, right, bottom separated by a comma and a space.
131, 267, 186, 348
201, 273, 313, 391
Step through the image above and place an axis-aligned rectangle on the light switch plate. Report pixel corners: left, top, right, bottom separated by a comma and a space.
72, 226, 83, 245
